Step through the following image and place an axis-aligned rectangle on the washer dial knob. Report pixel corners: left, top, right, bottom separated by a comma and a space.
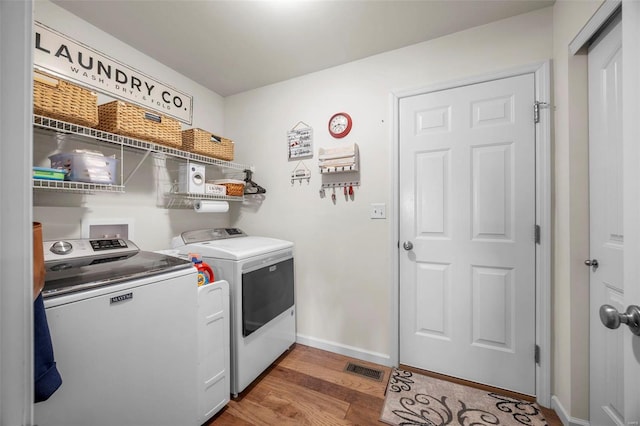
50, 241, 73, 255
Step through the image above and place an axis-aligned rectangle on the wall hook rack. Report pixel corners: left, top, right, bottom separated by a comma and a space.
320, 181, 360, 189
291, 160, 311, 185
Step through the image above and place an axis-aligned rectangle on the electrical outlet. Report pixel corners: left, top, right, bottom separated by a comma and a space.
370, 203, 386, 219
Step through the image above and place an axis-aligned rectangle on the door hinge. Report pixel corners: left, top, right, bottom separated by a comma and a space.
535, 344, 540, 364
534, 225, 541, 244
534, 101, 549, 124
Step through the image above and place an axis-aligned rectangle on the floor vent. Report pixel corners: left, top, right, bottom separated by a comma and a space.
344, 362, 384, 381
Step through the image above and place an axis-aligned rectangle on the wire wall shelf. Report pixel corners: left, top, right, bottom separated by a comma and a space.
33, 115, 253, 172
33, 178, 125, 194
165, 192, 243, 209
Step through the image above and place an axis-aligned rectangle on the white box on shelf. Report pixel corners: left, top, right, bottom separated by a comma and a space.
205, 183, 227, 196
178, 163, 206, 194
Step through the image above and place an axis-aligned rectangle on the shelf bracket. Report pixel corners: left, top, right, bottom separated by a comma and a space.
123, 149, 152, 185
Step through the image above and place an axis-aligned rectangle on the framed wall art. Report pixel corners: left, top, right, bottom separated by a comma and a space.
288, 121, 313, 160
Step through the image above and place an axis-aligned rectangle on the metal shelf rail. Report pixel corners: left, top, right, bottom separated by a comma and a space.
33, 115, 253, 200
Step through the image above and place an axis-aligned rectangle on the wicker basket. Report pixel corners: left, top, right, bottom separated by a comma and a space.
96, 101, 182, 148
33, 71, 98, 127
182, 128, 234, 161
212, 179, 245, 196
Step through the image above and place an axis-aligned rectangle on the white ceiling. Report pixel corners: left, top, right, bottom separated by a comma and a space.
51, 0, 554, 97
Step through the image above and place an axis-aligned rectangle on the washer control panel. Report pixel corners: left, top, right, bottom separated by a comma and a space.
179, 228, 247, 245
44, 239, 138, 262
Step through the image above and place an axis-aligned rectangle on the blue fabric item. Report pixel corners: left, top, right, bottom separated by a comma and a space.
33, 293, 62, 403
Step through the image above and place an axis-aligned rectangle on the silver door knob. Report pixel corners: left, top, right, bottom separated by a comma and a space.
599, 304, 640, 336
403, 241, 413, 251
584, 259, 599, 269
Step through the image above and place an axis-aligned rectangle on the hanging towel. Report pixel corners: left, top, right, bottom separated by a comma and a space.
34, 292, 62, 402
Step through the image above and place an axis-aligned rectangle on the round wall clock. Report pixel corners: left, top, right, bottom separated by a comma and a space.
328, 112, 352, 138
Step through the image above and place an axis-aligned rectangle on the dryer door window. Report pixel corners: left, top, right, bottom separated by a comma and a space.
241, 258, 294, 337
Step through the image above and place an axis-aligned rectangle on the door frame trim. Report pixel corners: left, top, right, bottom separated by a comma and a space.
569, 0, 621, 55
622, 3, 640, 422
0, 0, 35, 424
389, 61, 552, 407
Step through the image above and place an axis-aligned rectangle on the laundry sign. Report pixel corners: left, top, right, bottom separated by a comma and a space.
33, 21, 193, 124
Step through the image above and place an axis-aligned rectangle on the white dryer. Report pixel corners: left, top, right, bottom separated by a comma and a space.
172, 228, 295, 396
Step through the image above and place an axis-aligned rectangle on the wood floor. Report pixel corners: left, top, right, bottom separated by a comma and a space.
204, 344, 562, 425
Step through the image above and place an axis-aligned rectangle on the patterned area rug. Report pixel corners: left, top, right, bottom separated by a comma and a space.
380, 368, 548, 426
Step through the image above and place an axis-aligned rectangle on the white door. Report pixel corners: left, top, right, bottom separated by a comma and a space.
399, 74, 536, 395
588, 13, 625, 426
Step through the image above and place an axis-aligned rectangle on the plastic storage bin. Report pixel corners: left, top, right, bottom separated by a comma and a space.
49, 150, 118, 184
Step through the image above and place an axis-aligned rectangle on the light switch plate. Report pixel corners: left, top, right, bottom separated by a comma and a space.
370, 203, 386, 219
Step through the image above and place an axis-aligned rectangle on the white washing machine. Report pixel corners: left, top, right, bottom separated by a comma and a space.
172, 228, 295, 396
34, 238, 199, 426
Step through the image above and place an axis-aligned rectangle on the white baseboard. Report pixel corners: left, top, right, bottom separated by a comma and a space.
551, 395, 590, 426
296, 334, 393, 367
